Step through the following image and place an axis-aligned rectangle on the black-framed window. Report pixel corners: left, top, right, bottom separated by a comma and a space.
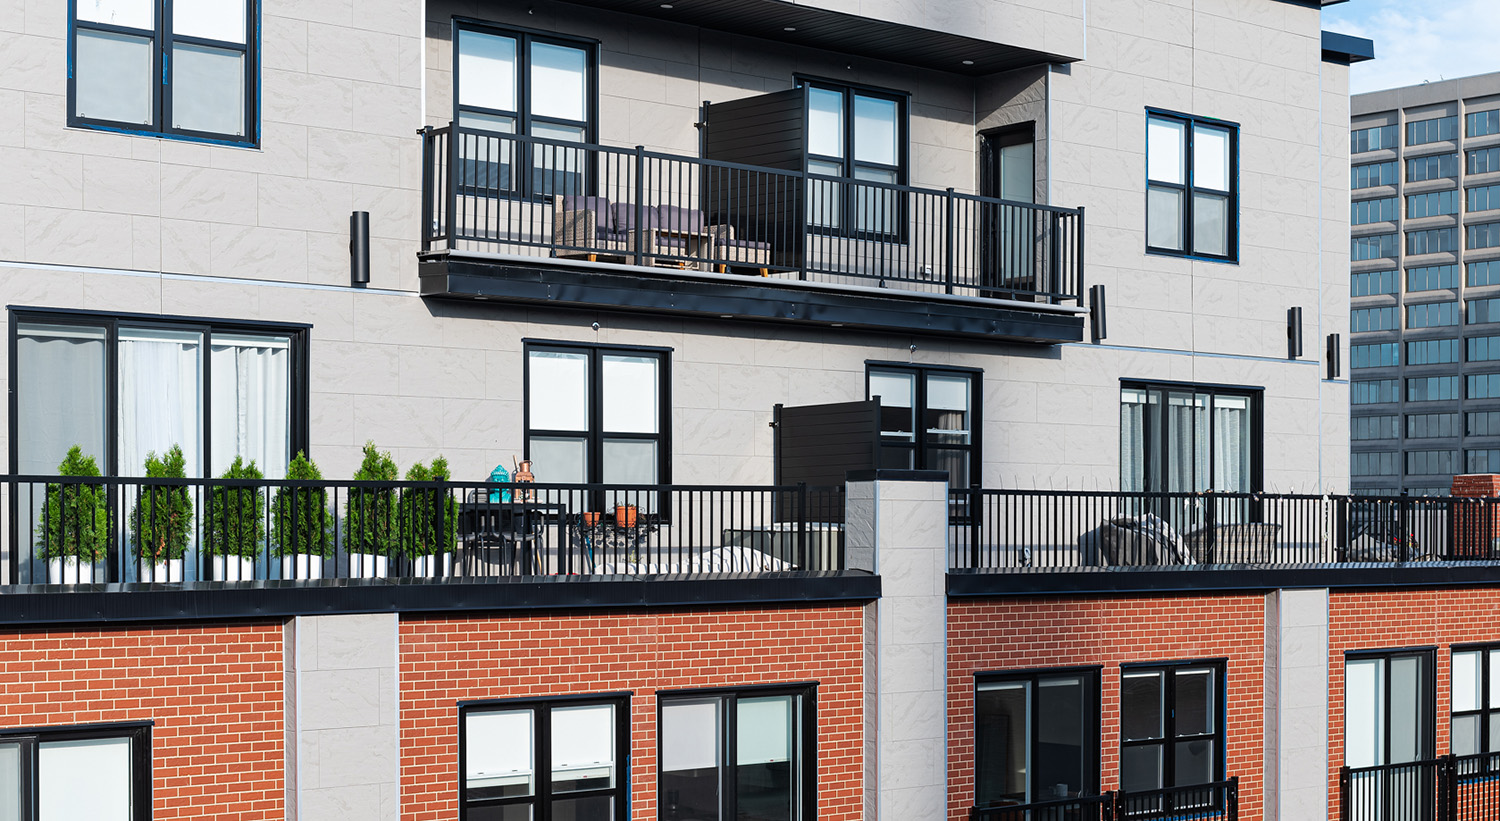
1119, 382, 1261, 495
1405, 449, 1457, 476
9, 309, 310, 480
524, 342, 669, 488
453, 21, 597, 198
1351, 451, 1399, 476
1407, 413, 1458, 439
866, 364, 980, 488
0, 722, 151, 819
1119, 662, 1224, 792
974, 668, 1100, 808
1344, 650, 1434, 768
799, 78, 907, 237
69, 0, 257, 145
1406, 375, 1459, 401
1468, 373, 1500, 400
1145, 110, 1237, 261
1470, 412, 1500, 436
460, 694, 628, 821
1466, 450, 1500, 474
659, 684, 815, 821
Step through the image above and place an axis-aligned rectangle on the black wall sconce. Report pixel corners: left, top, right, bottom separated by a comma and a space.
1287, 307, 1302, 360
1089, 284, 1106, 342
1327, 333, 1341, 380
350, 211, 370, 287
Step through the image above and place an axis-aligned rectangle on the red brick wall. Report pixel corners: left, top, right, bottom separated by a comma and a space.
1327, 588, 1500, 819
948, 595, 1267, 821
0, 622, 285, 819
400, 604, 865, 821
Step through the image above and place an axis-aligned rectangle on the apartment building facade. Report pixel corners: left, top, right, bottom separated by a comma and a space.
17, 2, 1500, 821
1349, 71, 1500, 496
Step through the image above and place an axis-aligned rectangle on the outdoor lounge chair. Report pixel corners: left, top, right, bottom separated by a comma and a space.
553, 197, 770, 272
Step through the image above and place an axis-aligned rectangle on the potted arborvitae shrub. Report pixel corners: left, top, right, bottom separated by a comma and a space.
204, 456, 265, 581
271, 451, 331, 579
397, 456, 458, 577
345, 442, 398, 578
130, 445, 193, 583
36, 446, 111, 584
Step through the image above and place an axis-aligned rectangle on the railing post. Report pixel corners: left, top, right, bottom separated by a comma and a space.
1048, 210, 1062, 304
797, 482, 808, 568
445, 122, 460, 251
968, 486, 982, 569
419, 125, 434, 253
944, 187, 956, 294
799, 164, 809, 281
1338, 765, 1351, 821
1205, 491, 1218, 563
1226, 776, 1239, 821
1439, 754, 1456, 821
634, 145, 646, 267
1074, 205, 1086, 304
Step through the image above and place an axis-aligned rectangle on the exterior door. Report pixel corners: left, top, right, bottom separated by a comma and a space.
979, 127, 1035, 293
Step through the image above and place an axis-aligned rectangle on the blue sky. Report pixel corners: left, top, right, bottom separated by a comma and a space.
1322, 0, 1500, 94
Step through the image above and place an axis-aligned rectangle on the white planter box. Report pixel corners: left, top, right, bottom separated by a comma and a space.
47, 557, 96, 584
211, 555, 257, 581
410, 553, 453, 578
349, 553, 388, 578
142, 559, 183, 583
280, 554, 324, 580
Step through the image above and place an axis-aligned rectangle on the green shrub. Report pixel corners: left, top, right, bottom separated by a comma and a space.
397, 456, 458, 559
271, 452, 332, 558
35, 446, 111, 563
345, 441, 398, 556
130, 445, 193, 564
204, 456, 265, 559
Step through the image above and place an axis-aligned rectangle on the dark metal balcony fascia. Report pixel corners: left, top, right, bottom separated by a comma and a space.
948, 562, 1500, 597
419, 254, 1086, 345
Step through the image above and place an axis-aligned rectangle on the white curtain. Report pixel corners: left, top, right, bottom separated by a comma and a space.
209, 334, 290, 478
1120, 389, 1146, 492
118, 328, 202, 476
1212, 397, 1250, 492
1166, 392, 1208, 493
16, 323, 109, 474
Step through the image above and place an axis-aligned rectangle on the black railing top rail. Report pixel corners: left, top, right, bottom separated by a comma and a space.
971, 792, 1111, 819
973, 777, 1237, 821
9, 476, 842, 493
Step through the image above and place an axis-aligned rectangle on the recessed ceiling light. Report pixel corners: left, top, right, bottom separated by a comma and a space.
660, 3, 673, 7
784, 26, 796, 31
962, 60, 975, 66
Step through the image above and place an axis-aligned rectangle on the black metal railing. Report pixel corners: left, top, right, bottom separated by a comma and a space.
972, 778, 1238, 821
950, 489, 1500, 570
1341, 753, 1500, 820
420, 124, 1085, 304
4, 476, 844, 585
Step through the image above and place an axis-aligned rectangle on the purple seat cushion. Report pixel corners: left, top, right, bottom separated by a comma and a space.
715, 237, 770, 250
611, 203, 659, 232
655, 236, 689, 249
560, 196, 613, 231
655, 205, 706, 233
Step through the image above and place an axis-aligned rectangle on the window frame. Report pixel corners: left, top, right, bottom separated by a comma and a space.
6, 306, 311, 479
67, 0, 259, 147
0, 721, 152, 820
795, 75, 910, 242
1119, 379, 1264, 495
1343, 648, 1436, 767
1145, 108, 1240, 262
864, 362, 982, 489
972, 666, 1102, 809
458, 693, 630, 821
1118, 660, 1227, 792
656, 682, 818, 821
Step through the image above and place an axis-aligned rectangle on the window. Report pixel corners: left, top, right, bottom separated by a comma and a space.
1470, 297, 1500, 325
1467, 451, 1500, 474
1120, 663, 1223, 793
1407, 154, 1459, 182
1406, 339, 1458, 365
1406, 264, 1459, 292
1344, 651, 1433, 768
1407, 375, 1459, 401
1471, 336, 1500, 362
453, 23, 595, 197
975, 669, 1100, 808
1353, 161, 1399, 189
69, 0, 256, 144
1454, 647, 1500, 757
1406, 413, 1457, 439
1469, 412, 1500, 436
1352, 125, 1398, 154
1471, 261, 1500, 287
1469, 184, 1500, 213
801, 79, 906, 236
1472, 147, 1500, 175
1469, 223, 1500, 251
1469, 373, 1500, 399
1468, 110, 1500, 138
1351, 307, 1399, 332
1352, 451, 1400, 476
0, 722, 151, 820
659, 686, 814, 821
1120, 383, 1259, 495
1406, 450, 1458, 475
460, 696, 627, 821
1352, 270, 1399, 297
1352, 416, 1400, 440
1406, 190, 1459, 219
1407, 116, 1458, 145
867, 365, 979, 488
524, 343, 668, 489
1353, 197, 1398, 225
1145, 111, 1237, 260
1351, 343, 1399, 368
1407, 228, 1459, 256
1352, 234, 1398, 261
1404, 487, 1450, 497
1406, 302, 1459, 329
1351, 380, 1400, 405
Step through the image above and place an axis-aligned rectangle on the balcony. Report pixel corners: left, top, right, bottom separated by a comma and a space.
971, 779, 1240, 821
418, 126, 1087, 344
1340, 755, 1500, 821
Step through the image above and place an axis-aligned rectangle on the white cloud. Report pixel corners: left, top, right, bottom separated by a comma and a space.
1324, 0, 1500, 94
